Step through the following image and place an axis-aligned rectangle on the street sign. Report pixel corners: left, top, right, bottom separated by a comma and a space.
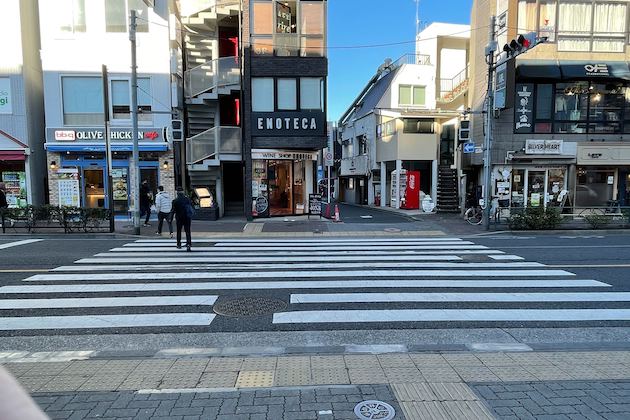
324, 151, 333, 166
463, 143, 475, 153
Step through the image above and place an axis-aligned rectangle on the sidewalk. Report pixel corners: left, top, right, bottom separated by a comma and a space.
4, 350, 630, 419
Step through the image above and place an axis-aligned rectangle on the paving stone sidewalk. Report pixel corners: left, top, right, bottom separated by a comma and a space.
4, 350, 630, 419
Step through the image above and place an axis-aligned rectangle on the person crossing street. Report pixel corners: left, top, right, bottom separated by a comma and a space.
171, 187, 194, 251
154, 186, 173, 238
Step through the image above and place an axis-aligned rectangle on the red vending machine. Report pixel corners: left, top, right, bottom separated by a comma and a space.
401, 171, 420, 209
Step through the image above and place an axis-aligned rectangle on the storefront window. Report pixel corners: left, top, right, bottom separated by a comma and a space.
588, 83, 624, 133
553, 82, 588, 133
84, 169, 104, 209
576, 167, 615, 207
511, 169, 525, 207
546, 168, 566, 206
293, 160, 306, 214
268, 160, 293, 216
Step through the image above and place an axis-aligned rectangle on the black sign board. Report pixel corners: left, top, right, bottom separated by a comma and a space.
514, 83, 534, 133
251, 111, 326, 137
308, 194, 322, 219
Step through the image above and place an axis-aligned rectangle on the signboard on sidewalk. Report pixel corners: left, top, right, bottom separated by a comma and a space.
308, 194, 322, 218
57, 168, 80, 207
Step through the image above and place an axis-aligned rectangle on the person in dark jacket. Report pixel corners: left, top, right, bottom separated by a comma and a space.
139, 180, 152, 227
171, 187, 193, 251
0, 183, 7, 210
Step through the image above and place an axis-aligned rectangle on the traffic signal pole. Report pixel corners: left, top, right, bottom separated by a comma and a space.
483, 16, 496, 231
129, 10, 141, 235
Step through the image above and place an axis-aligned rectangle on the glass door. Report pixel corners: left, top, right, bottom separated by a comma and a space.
83, 168, 105, 209
527, 170, 546, 207
268, 160, 293, 216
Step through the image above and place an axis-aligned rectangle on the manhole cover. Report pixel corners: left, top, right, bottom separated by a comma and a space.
384, 228, 401, 233
213, 297, 287, 317
354, 400, 396, 420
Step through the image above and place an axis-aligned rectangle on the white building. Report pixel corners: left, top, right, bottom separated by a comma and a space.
338, 23, 469, 211
40, 0, 182, 212
0, 0, 46, 207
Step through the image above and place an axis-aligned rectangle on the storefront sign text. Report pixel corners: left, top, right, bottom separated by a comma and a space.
252, 149, 318, 161
0, 78, 12, 114
257, 117, 318, 131
525, 139, 563, 155
48, 127, 164, 143
584, 64, 609, 76
515, 84, 533, 133
251, 112, 326, 137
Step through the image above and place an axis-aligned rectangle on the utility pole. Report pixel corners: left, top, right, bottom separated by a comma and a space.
101, 64, 115, 233
129, 10, 141, 235
483, 16, 496, 231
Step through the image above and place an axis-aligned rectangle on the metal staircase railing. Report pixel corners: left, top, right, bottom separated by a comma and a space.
185, 56, 240, 98
186, 126, 241, 164
439, 66, 469, 103
180, 0, 241, 17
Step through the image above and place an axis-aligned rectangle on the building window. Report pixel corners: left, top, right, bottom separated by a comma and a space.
62, 77, 104, 125
592, 2, 627, 52
300, 77, 323, 110
558, 1, 592, 51
521, 80, 630, 134
277, 79, 297, 110
58, 0, 86, 33
106, 0, 148, 33
403, 118, 434, 134
110, 78, 152, 122
250, 0, 326, 57
252, 78, 274, 112
358, 136, 368, 154
379, 120, 396, 136
517, 0, 537, 33
399, 85, 425, 106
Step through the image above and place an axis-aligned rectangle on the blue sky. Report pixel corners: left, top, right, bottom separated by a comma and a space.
327, 0, 473, 121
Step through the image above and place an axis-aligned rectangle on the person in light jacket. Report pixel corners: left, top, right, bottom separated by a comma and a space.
154, 186, 173, 237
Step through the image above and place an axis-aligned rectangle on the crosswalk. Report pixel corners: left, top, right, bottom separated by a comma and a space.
1, 236, 629, 332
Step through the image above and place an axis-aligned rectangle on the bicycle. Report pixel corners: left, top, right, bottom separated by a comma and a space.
465, 197, 500, 225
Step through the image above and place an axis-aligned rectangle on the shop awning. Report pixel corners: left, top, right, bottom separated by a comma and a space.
517, 60, 630, 81
0, 151, 26, 161
45, 143, 168, 152
516, 60, 562, 80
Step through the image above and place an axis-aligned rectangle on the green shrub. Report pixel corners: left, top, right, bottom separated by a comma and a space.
583, 214, 610, 229
2, 205, 110, 233
508, 207, 563, 230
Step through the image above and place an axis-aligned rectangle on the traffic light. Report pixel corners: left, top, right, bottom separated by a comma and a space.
458, 120, 470, 143
502, 32, 544, 57
170, 119, 183, 142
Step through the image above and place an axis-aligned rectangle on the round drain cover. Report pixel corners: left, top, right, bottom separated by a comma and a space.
354, 400, 396, 420
213, 297, 287, 317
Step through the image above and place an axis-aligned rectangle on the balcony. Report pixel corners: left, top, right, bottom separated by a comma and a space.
180, 0, 240, 18
391, 53, 431, 68
185, 56, 240, 98
186, 126, 241, 164
340, 155, 369, 176
438, 66, 469, 103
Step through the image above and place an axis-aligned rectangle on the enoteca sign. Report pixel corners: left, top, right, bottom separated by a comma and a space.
251, 111, 326, 137
0, 78, 12, 114
47, 127, 164, 143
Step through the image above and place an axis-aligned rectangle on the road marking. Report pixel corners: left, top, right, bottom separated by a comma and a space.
489, 255, 525, 261
0, 313, 215, 330
105, 249, 504, 255
24, 269, 575, 282
133, 237, 459, 243
76, 254, 500, 264
0, 239, 43, 250
546, 264, 630, 268
0, 295, 218, 309
290, 292, 630, 304
121, 241, 473, 249
53, 258, 545, 271
0, 279, 608, 294
273, 309, 630, 324
137, 245, 489, 251
51, 262, 547, 272
0, 269, 52, 273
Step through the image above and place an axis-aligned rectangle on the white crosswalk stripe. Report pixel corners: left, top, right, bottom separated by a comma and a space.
0, 236, 624, 332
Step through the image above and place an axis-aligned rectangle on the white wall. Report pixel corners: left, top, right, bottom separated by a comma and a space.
440, 48, 467, 79
386, 64, 437, 110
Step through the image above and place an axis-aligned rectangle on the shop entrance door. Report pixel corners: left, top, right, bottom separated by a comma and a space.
527, 170, 545, 207
83, 169, 105, 209
140, 168, 158, 201
268, 160, 293, 216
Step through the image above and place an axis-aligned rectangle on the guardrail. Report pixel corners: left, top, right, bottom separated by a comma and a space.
439, 66, 468, 102
185, 56, 240, 98
186, 126, 241, 164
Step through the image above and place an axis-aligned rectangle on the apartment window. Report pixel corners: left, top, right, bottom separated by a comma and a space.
106, 0, 148, 33
593, 2, 627, 52
558, 1, 592, 51
403, 118, 434, 134
62, 77, 104, 125
111, 78, 152, 122
358, 136, 368, 155
300, 1, 325, 56
58, 0, 86, 33
300, 77, 323, 110
252, 78, 274, 112
380, 120, 396, 136
252, 1, 273, 34
399, 85, 425, 106
517, 0, 537, 32
538, 1, 556, 41
277, 79, 297, 110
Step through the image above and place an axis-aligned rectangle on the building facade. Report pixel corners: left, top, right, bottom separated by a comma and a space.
468, 0, 630, 210
243, 0, 328, 218
40, 0, 181, 212
338, 23, 469, 211
0, 0, 46, 207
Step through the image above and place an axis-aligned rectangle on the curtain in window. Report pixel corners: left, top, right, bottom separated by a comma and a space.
62, 77, 103, 125
399, 86, 411, 105
105, 0, 126, 32
413, 87, 425, 105
558, 2, 591, 50
538, 1, 556, 41
111, 80, 130, 120
594, 3, 626, 35
517, 0, 537, 32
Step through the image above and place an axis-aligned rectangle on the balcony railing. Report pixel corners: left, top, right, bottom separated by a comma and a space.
391, 53, 431, 68
180, 0, 240, 17
185, 56, 240, 98
439, 66, 469, 103
186, 126, 241, 164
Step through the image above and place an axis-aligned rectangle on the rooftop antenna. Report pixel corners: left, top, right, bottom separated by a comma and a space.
415, 0, 420, 38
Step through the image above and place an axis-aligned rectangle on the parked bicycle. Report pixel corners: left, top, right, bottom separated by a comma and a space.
464, 197, 500, 225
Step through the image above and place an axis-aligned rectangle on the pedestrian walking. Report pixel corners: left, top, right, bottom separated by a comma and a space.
0, 183, 7, 210
139, 180, 152, 227
154, 186, 173, 237
171, 187, 194, 251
